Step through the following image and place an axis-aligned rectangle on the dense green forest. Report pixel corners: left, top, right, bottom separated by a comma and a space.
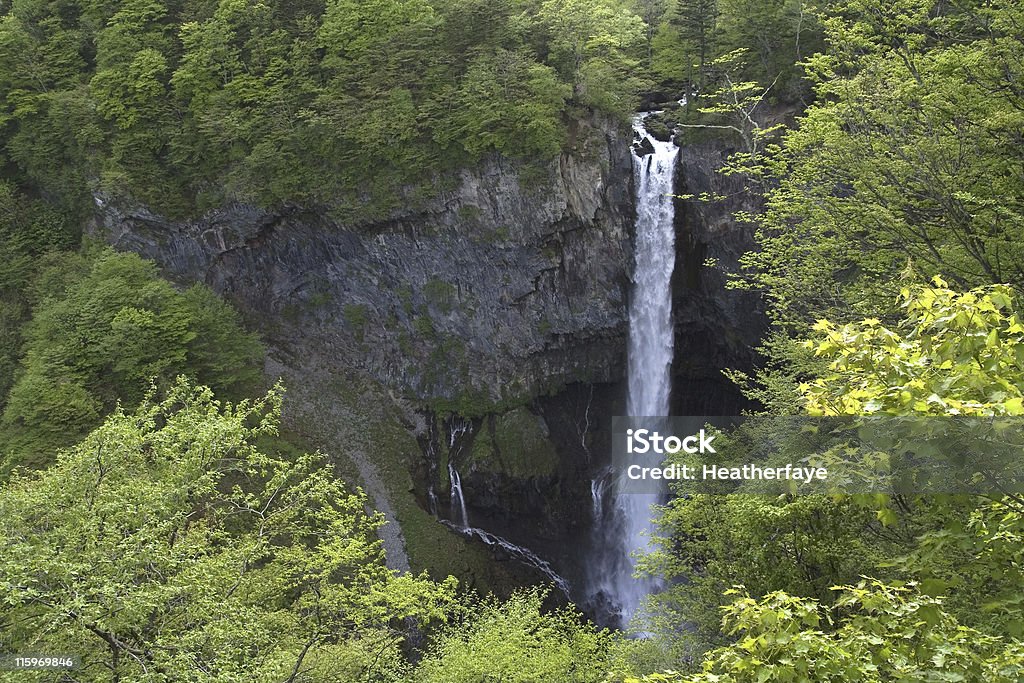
2, 0, 1024, 680
0, 0, 812, 219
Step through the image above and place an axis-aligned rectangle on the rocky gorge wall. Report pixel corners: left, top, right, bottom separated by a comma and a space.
88, 112, 768, 606
91, 116, 635, 410
671, 137, 767, 415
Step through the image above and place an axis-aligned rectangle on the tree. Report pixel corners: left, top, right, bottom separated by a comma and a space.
727, 0, 1024, 411
670, 0, 719, 92
2, 0, 648, 219
0, 182, 74, 411
801, 280, 1024, 417
643, 281, 1024, 664
415, 589, 614, 683
536, 0, 646, 111
642, 491, 893, 656
0, 249, 263, 469
89, 0, 184, 209
715, 0, 818, 95
0, 1, 100, 213
632, 0, 671, 68
434, 49, 570, 160
738, 0, 1024, 331
799, 281, 1024, 636
677, 51, 784, 160
0, 380, 456, 682
628, 581, 1024, 682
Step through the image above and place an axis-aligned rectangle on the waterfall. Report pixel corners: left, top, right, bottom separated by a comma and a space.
443, 521, 573, 598
627, 115, 677, 422
591, 114, 678, 629
591, 477, 605, 522
448, 462, 469, 529
446, 417, 472, 529
591, 467, 613, 523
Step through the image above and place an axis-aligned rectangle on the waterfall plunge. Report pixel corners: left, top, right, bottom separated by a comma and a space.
448, 418, 472, 529
593, 115, 678, 629
627, 127, 677, 418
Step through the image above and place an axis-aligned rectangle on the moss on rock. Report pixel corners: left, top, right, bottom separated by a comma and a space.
471, 408, 559, 479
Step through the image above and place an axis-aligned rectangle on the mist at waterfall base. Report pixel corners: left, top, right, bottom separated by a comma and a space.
586, 115, 678, 631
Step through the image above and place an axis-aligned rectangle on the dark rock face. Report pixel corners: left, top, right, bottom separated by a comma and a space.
422, 381, 625, 609
90, 117, 635, 407
670, 139, 767, 415
633, 136, 656, 158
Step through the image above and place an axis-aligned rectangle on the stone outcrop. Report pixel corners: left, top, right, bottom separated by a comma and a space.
671, 138, 767, 414
90, 116, 635, 408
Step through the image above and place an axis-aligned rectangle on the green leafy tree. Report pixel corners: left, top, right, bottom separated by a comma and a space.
632, 0, 671, 68
677, 51, 785, 160
802, 280, 1024, 416
650, 19, 690, 85
728, 0, 1024, 410
715, 0, 819, 95
89, 0, 184, 209
312, 0, 445, 201
644, 282, 1024, 664
628, 581, 1024, 682
668, 0, 719, 91
800, 281, 1024, 636
0, 182, 75, 409
0, 1, 101, 212
415, 588, 614, 683
739, 0, 1024, 328
434, 49, 570, 160
2, 0, 647, 218
536, 0, 646, 111
642, 491, 895, 656
0, 379, 456, 682
0, 249, 262, 468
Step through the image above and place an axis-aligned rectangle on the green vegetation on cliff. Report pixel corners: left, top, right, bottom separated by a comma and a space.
0, 0, 649, 218
0, 246, 262, 470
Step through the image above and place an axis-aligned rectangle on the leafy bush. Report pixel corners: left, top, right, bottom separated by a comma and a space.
628, 581, 1024, 682
1, 249, 262, 468
0, 380, 456, 682
416, 588, 615, 683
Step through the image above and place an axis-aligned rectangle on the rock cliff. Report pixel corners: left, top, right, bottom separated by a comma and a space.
91, 116, 635, 409
671, 138, 767, 414
88, 113, 768, 605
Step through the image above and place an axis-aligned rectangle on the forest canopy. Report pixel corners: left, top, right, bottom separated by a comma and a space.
0, 0, 649, 218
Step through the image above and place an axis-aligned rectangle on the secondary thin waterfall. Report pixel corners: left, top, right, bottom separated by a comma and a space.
449, 463, 469, 529
448, 418, 472, 529
600, 114, 678, 628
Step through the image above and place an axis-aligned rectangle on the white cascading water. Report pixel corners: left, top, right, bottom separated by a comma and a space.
447, 419, 472, 529
438, 418, 572, 598
626, 122, 677, 418
448, 463, 469, 529
597, 114, 678, 628
443, 521, 573, 598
